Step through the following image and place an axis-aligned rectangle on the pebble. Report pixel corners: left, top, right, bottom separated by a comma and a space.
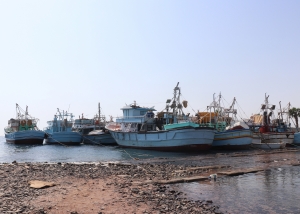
0, 162, 222, 214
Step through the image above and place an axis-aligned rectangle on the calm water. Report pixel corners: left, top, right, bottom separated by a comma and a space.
1, 136, 300, 213
0, 136, 189, 163
178, 167, 300, 213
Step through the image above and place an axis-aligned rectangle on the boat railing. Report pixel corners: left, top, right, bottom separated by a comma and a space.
116, 116, 146, 123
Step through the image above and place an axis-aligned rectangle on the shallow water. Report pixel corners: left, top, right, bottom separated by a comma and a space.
177, 166, 300, 213
2, 135, 300, 213
0, 136, 190, 163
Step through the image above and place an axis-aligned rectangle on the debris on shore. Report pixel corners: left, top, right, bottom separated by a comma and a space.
0, 162, 222, 214
1, 148, 300, 213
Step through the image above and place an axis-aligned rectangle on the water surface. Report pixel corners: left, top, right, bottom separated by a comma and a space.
0, 136, 190, 163
177, 166, 300, 213
2, 136, 300, 213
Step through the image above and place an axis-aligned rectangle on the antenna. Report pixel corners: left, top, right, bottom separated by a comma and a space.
98, 102, 101, 124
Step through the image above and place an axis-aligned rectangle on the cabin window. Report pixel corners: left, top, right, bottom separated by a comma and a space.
140, 111, 146, 115
124, 110, 130, 117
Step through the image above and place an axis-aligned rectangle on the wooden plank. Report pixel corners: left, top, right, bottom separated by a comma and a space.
218, 168, 264, 176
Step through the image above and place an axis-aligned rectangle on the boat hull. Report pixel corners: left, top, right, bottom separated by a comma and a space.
5, 130, 45, 144
251, 142, 286, 149
293, 132, 300, 145
109, 128, 215, 151
82, 133, 117, 145
45, 132, 82, 145
212, 129, 252, 149
252, 132, 294, 144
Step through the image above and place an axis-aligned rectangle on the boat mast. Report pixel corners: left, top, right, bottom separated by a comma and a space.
287, 102, 291, 125
172, 82, 179, 116
262, 93, 275, 126
98, 102, 101, 127
218, 92, 222, 122
25, 106, 28, 121
225, 97, 237, 125
16, 103, 18, 119
171, 82, 184, 121
279, 101, 283, 121
264, 93, 269, 126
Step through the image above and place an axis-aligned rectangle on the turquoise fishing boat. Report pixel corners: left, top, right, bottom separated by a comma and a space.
198, 94, 252, 149
4, 104, 44, 144
44, 109, 82, 145
106, 83, 215, 151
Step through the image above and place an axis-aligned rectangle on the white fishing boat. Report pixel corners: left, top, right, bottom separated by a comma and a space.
248, 94, 294, 149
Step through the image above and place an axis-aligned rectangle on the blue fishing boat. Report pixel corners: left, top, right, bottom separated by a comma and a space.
294, 132, 300, 145
4, 104, 44, 144
72, 103, 116, 145
198, 94, 252, 149
106, 83, 215, 151
44, 109, 82, 145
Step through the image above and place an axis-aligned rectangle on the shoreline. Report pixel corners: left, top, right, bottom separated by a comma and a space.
1, 148, 300, 213
0, 162, 222, 214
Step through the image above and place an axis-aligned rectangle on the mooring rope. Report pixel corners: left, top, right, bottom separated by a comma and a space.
75, 131, 137, 160
42, 130, 68, 147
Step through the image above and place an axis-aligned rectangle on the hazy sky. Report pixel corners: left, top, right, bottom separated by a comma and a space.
1, 0, 299, 134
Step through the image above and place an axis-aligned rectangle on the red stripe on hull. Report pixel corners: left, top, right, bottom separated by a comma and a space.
118, 144, 212, 152
6, 139, 44, 144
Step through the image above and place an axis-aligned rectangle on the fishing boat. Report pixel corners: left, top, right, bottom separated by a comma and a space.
72, 103, 116, 145
197, 93, 252, 149
248, 94, 294, 149
106, 83, 215, 151
44, 109, 82, 145
294, 132, 300, 145
4, 104, 44, 144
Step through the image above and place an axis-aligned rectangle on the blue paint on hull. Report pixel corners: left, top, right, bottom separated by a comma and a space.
294, 132, 300, 145
45, 132, 82, 145
109, 128, 215, 151
82, 134, 117, 145
5, 130, 45, 144
212, 129, 252, 149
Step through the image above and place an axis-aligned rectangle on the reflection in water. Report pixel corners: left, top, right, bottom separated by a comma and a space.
177, 167, 300, 213
0, 136, 193, 163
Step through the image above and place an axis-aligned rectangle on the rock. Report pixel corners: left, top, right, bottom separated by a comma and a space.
28, 180, 56, 189
131, 188, 139, 194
